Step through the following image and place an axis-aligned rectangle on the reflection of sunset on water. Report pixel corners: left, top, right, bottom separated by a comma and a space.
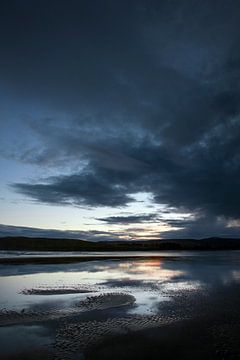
1, 252, 240, 320
118, 259, 184, 282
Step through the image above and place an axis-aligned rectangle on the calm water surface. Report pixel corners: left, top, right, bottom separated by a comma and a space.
0, 251, 240, 312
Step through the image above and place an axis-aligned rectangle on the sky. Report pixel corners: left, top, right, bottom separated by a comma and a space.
1, 0, 240, 241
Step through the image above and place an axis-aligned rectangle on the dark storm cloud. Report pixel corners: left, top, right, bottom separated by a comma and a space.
2, 1, 240, 237
13, 171, 134, 207
97, 214, 158, 224
0, 224, 127, 242
12, 123, 240, 219
161, 214, 240, 239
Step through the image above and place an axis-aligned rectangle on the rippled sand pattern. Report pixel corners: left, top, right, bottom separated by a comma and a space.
0, 293, 135, 326
54, 315, 176, 360
77, 293, 135, 311
21, 286, 96, 295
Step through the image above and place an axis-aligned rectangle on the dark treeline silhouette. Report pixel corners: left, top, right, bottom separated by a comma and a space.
0, 236, 240, 251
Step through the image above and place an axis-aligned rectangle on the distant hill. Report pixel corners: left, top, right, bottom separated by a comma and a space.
0, 236, 240, 251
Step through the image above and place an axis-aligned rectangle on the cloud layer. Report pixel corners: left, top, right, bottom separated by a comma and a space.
1, 1, 240, 238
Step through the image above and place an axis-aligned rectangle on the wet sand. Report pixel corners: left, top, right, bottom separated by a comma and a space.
2, 285, 240, 360
1, 253, 240, 359
63, 285, 240, 360
0, 293, 135, 326
86, 286, 240, 360
21, 286, 96, 295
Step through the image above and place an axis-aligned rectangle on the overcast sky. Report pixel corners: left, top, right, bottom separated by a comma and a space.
1, 0, 240, 240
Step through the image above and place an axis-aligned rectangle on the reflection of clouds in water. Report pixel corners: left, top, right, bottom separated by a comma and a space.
0, 260, 124, 276
0, 258, 185, 315
116, 259, 185, 282
100, 278, 159, 289
160, 255, 240, 288
1, 253, 240, 316
98, 262, 203, 315
230, 270, 240, 282
0, 325, 52, 355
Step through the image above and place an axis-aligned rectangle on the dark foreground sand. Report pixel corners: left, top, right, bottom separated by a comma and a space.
54, 285, 240, 360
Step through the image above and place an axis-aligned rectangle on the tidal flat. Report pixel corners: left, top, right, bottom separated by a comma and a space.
0, 251, 240, 359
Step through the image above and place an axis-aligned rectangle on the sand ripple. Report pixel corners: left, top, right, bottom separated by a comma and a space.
21, 286, 96, 295
54, 315, 175, 359
77, 293, 135, 311
0, 293, 135, 326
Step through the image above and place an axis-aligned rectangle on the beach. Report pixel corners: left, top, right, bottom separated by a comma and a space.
0, 251, 240, 359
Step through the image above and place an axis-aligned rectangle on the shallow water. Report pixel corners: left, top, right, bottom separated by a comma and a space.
0, 250, 186, 258
0, 251, 240, 312
1, 251, 240, 358
1, 249, 234, 258
0, 325, 52, 355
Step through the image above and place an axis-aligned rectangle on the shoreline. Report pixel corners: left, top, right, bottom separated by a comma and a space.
0, 254, 180, 265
